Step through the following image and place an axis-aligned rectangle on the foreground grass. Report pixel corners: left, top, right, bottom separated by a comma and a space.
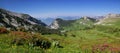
0, 34, 44, 53
44, 27, 120, 53
0, 25, 120, 53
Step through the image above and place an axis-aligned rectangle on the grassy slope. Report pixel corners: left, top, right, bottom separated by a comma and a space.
44, 17, 120, 53
0, 25, 120, 53
44, 28, 120, 53
99, 17, 120, 27
63, 18, 95, 31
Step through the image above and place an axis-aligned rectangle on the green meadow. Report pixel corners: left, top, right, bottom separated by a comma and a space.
0, 24, 120, 53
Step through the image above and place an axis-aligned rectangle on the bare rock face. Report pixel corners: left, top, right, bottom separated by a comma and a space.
0, 8, 46, 30
105, 13, 120, 18
50, 20, 59, 29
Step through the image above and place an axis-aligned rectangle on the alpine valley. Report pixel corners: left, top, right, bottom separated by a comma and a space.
0, 8, 120, 53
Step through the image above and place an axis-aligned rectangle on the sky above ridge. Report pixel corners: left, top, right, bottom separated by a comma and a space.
0, 0, 120, 18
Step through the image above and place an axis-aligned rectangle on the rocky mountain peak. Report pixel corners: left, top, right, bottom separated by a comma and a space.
0, 8, 46, 30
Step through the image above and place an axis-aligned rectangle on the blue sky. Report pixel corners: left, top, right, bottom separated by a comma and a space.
0, 0, 120, 18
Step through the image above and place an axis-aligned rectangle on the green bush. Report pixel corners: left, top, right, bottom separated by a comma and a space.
32, 34, 51, 49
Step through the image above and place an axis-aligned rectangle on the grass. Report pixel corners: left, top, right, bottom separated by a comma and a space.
43, 26, 120, 53
0, 24, 120, 53
0, 33, 44, 53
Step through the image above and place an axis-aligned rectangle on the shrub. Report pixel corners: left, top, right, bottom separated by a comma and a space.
11, 31, 32, 45
0, 27, 8, 34
71, 34, 76, 37
52, 40, 63, 48
110, 47, 120, 53
32, 34, 51, 49
92, 44, 109, 53
92, 44, 120, 53
10, 31, 51, 49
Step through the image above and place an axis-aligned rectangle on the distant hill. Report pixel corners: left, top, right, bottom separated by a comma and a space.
49, 16, 97, 30
49, 18, 76, 29
95, 13, 120, 27
49, 13, 120, 31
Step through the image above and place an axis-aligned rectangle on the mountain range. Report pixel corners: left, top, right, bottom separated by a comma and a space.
0, 8, 46, 30
0, 8, 62, 35
49, 13, 120, 31
0, 8, 120, 33
49, 16, 96, 30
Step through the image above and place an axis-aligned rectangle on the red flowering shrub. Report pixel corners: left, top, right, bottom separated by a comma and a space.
10, 31, 51, 49
92, 44, 109, 53
0, 27, 8, 34
10, 31, 32, 45
110, 47, 120, 53
92, 44, 120, 53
